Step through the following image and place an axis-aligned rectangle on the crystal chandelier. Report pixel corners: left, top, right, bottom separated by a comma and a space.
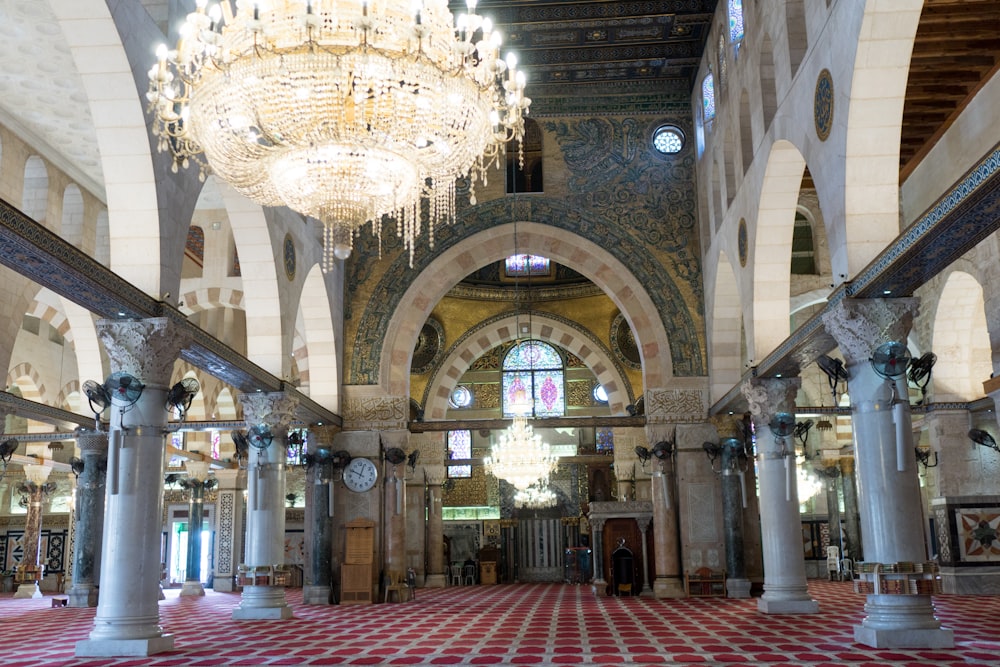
147, 0, 530, 267
513, 482, 557, 509
484, 397, 555, 491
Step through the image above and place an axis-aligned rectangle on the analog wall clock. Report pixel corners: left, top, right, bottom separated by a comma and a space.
343, 457, 378, 492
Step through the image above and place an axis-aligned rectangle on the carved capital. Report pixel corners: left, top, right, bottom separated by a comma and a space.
423, 466, 447, 486
237, 392, 299, 431
741, 377, 800, 424
821, 298, 919, 366
96, 317, 191, 388
75, 428, 108, 453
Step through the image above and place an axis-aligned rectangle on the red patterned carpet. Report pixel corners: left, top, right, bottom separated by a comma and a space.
0, 581, 997, 666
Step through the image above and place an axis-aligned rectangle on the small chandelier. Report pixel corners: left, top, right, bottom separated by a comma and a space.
514, 483, 557, 509
147, 0, 530, 268
484, 394, 555, 491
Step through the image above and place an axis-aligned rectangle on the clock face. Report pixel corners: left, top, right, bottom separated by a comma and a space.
344, 457, 378, 492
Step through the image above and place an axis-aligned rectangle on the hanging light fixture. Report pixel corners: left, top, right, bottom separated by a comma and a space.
147, 0, 530, 268
513, 482, 557, 509
484, 407, 556, 491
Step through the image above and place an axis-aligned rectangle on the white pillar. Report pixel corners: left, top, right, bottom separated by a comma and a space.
77, 318, 189, 658
823, 298, 953, 649
232, 392, 298, 620
743, 377, 818, 614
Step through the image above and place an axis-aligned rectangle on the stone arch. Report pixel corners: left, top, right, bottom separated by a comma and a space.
216, 387, 238, 420
26, 290, 104, 392
51, 0, 204, 299
423, 312, 633, 420
930, 270, 991, 402
22, 156, 49, 224
786, 0, 807, 81
7, 362, 45, 404
759, 32, 778, 133
739, 88, 753, 174
298, 263, 339, 409
840, 1, 922, 277
751, 139, 806, 359
56, 380, 81, 413
709, 250, 742, 404
361, 207, 691, 394
179, 288, 246, 315
61, 184, 85, 248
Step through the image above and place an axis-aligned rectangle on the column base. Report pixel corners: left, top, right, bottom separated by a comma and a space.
13, 582, 42, 599
653, 576, 685, 599
179, 581, 205, 597
854, 625, 954, 649
67, 585, 99, 607
424, 574, 446, 589
212, 577, 236, 592
76, 635, 175, 657
726, 577, 752, 599
302, 585, 332, 605
232, 606, 294, 620
757, 597, 819, 614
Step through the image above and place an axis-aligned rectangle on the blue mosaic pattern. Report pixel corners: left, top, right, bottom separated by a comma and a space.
729, 0, 744, 43
348, 117, 704, 384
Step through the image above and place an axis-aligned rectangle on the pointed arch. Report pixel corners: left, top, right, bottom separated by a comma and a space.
709, 250, 743, 403
298, 263, 340, 410
931, 270, 991, 401
22, 156, 49, 224
61, 184, 85, 247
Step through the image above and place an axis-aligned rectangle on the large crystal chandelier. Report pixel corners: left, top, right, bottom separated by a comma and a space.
484, 396, 555, 491
147, 0, 530, 267
513, 483, 557, 509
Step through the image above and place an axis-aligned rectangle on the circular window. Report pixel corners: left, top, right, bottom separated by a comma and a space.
593, 384, 608, 404
652, 125, 684, 154
449, 386, 472, 409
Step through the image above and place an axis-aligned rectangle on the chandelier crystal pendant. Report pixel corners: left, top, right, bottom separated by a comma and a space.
147, 0, 530, 268
513, 482, 557, 509
484, 394, 555, 491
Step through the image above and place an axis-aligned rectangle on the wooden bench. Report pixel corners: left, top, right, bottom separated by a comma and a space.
684, 567, 726, 597
51, 596, 68, 608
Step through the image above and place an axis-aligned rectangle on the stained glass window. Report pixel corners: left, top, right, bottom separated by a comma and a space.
596, 427, 614, 453
502, 340, 565, 417
593, 384, 608, 404
703, 74, 715, 122
729, 0, 744, 43
448, 429, 472, 478
505, 254, 550, 277
449, 386, 472, 409
653, 125, 684, 154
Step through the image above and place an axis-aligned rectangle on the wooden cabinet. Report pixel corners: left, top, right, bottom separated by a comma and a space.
340, 518, 375, 605
480, 561, 497, 585
684, 567, 726, 597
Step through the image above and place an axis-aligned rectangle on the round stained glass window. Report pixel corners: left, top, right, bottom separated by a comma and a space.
593, 384, 608, 404
652, 125, 684, 154
449, 386, 472, 409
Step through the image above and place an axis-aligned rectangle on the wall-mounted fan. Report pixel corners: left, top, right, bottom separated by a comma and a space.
907, 352, 937, 405
69, 456, 85, 480
768, 412, 796, 501
165, 378, 200, 420
82, 379, 111, 429
634, 446, 651, 467
871, 341, 911, 382
968, 429, 1000, 454
702, 441, 722, 471
871, 341, 912, 472
231, 430, 250, 468
794, 419, 814, 457
0, 437, 17, 482
817, 355, 849, 403
407, 449, 421, 472
385, 447, 406, 466
651, 440, 674, 461
247, 424, 273, 450
768, 412, 795, 438
105, 371, 145, 411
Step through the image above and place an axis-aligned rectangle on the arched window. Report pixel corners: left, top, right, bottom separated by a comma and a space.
702, 74, 716, 123
502, 340, 565, 417
729, 0, 744, 44
447, 429, 472, 478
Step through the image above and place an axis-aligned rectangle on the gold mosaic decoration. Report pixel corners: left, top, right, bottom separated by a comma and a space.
474, 383, 500, 409
470, 345, 502, 371
567, 380, 595, 406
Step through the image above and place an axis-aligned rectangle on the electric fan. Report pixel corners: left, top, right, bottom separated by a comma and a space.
165, 378, 200, 420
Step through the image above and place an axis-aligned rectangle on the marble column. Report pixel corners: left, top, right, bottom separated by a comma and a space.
302, 426, 336, 605
743, 377, 819, 614
648, 438, 684, 598
68, 429, 108, 608
233, 392, 298, 620
180, 460, 214, 597
77, 317, 189, 657
384, 463, 406, 575
425, 468, 446, 588
638, 515, 653, 595
590, 517, 606, 587
14, 464, 52, 599
211, 468, 246, 592
823, 298, 952, 648
721, 436, 751, 598
816, 462, 843, 559
839, 457, 863, 562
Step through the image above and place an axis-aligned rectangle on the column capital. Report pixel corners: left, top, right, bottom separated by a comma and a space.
75, 428, 108, 453
238, 392, 299, 430
96, 317, 191, 388
821, 298, 919, 366
423, 466, 447, 486
741, 377, 801, 424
